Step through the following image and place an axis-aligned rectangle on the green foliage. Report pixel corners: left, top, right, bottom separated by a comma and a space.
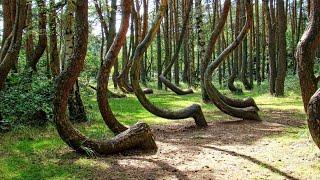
0, 73, 53, 125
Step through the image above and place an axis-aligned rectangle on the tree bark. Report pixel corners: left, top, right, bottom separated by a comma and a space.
49, 0, 60, 77
97, 0, 132, 134
25, 2, 34, 67
264, 0, 277, 95
308, 89, 320, 149
29, 0, 47, 72
197, 0, 210, 102
53, 0, 157, 156
204, 0, 261, 121
159, 0, 193, 95
0, 0, 27, 90
255, 0, 261, 85
130, 0, 207, 128
228, 0, 243, 94
296, 0, 320, 112
275, 0, 287, 96
156, 0, 162, 90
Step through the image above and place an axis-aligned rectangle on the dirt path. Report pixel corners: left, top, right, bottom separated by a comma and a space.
67, 110, 320, 180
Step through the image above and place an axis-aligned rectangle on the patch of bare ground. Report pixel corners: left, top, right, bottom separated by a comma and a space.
61, 109, 320, 180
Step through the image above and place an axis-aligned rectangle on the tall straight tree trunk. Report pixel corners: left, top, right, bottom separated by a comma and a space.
264, 0, 277, 95
25, 2, 34, 67
228, 0, 243, 94
182, 0, 190, 85
109, 0, 118, 89
255, 0, 261, 85
156, 0, 162, 90
261, 1, 267, 81
49, 0, 60, 77
196, 0, 209, 102
173, 0, 179, 86
275, 0, 287, 96
291, 0, 297, 73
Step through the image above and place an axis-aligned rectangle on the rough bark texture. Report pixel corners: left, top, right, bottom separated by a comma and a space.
53, 0, 157, 156
296, 0, 320, 112
130, 0, 207, 128
196, 0, 210, 102
29, 0, 47, 71
204, 0, 261, 121
97, 0, 131, 134
275, 0, 287, 96
308, 89, 320, 149
63, 0, 87, 123
0, 0, 27, 90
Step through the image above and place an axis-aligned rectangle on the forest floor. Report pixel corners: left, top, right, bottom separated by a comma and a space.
1, 80, 320, 179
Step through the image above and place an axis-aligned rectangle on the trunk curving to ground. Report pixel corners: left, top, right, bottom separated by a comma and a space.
158, 0, 193, 96
130, 0, 207, 128
308, 89, 320, 149
96, 0, 132, 134
53, 0, 157, 156
204, 0, 261, 121
296, 0, 320, 112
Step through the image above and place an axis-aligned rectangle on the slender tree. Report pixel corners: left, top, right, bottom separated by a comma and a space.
275, 0, 287, 96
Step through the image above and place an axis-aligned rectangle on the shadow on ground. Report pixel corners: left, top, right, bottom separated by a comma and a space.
53, 109, 311, 179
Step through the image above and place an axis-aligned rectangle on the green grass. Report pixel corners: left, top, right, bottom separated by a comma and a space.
0, 77, 311, 179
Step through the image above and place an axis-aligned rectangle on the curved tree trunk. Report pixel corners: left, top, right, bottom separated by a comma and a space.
296, 0, 320, 112
204, 0, 260, 121
96, 0, 132, 134
53, 0, 157, 156
159, 0, 193, 96
117, 2, 153, 95
0, 0, 27, 90
130, 0, 207, 128
63, 0, 87, 123
308, 89, 320, 149
28, 0, 47, 72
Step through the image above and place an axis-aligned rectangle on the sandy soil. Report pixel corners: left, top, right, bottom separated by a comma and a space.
62, 109, 320, 180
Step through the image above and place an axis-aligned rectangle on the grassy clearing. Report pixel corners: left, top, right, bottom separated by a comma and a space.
1, 77, 316, 179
